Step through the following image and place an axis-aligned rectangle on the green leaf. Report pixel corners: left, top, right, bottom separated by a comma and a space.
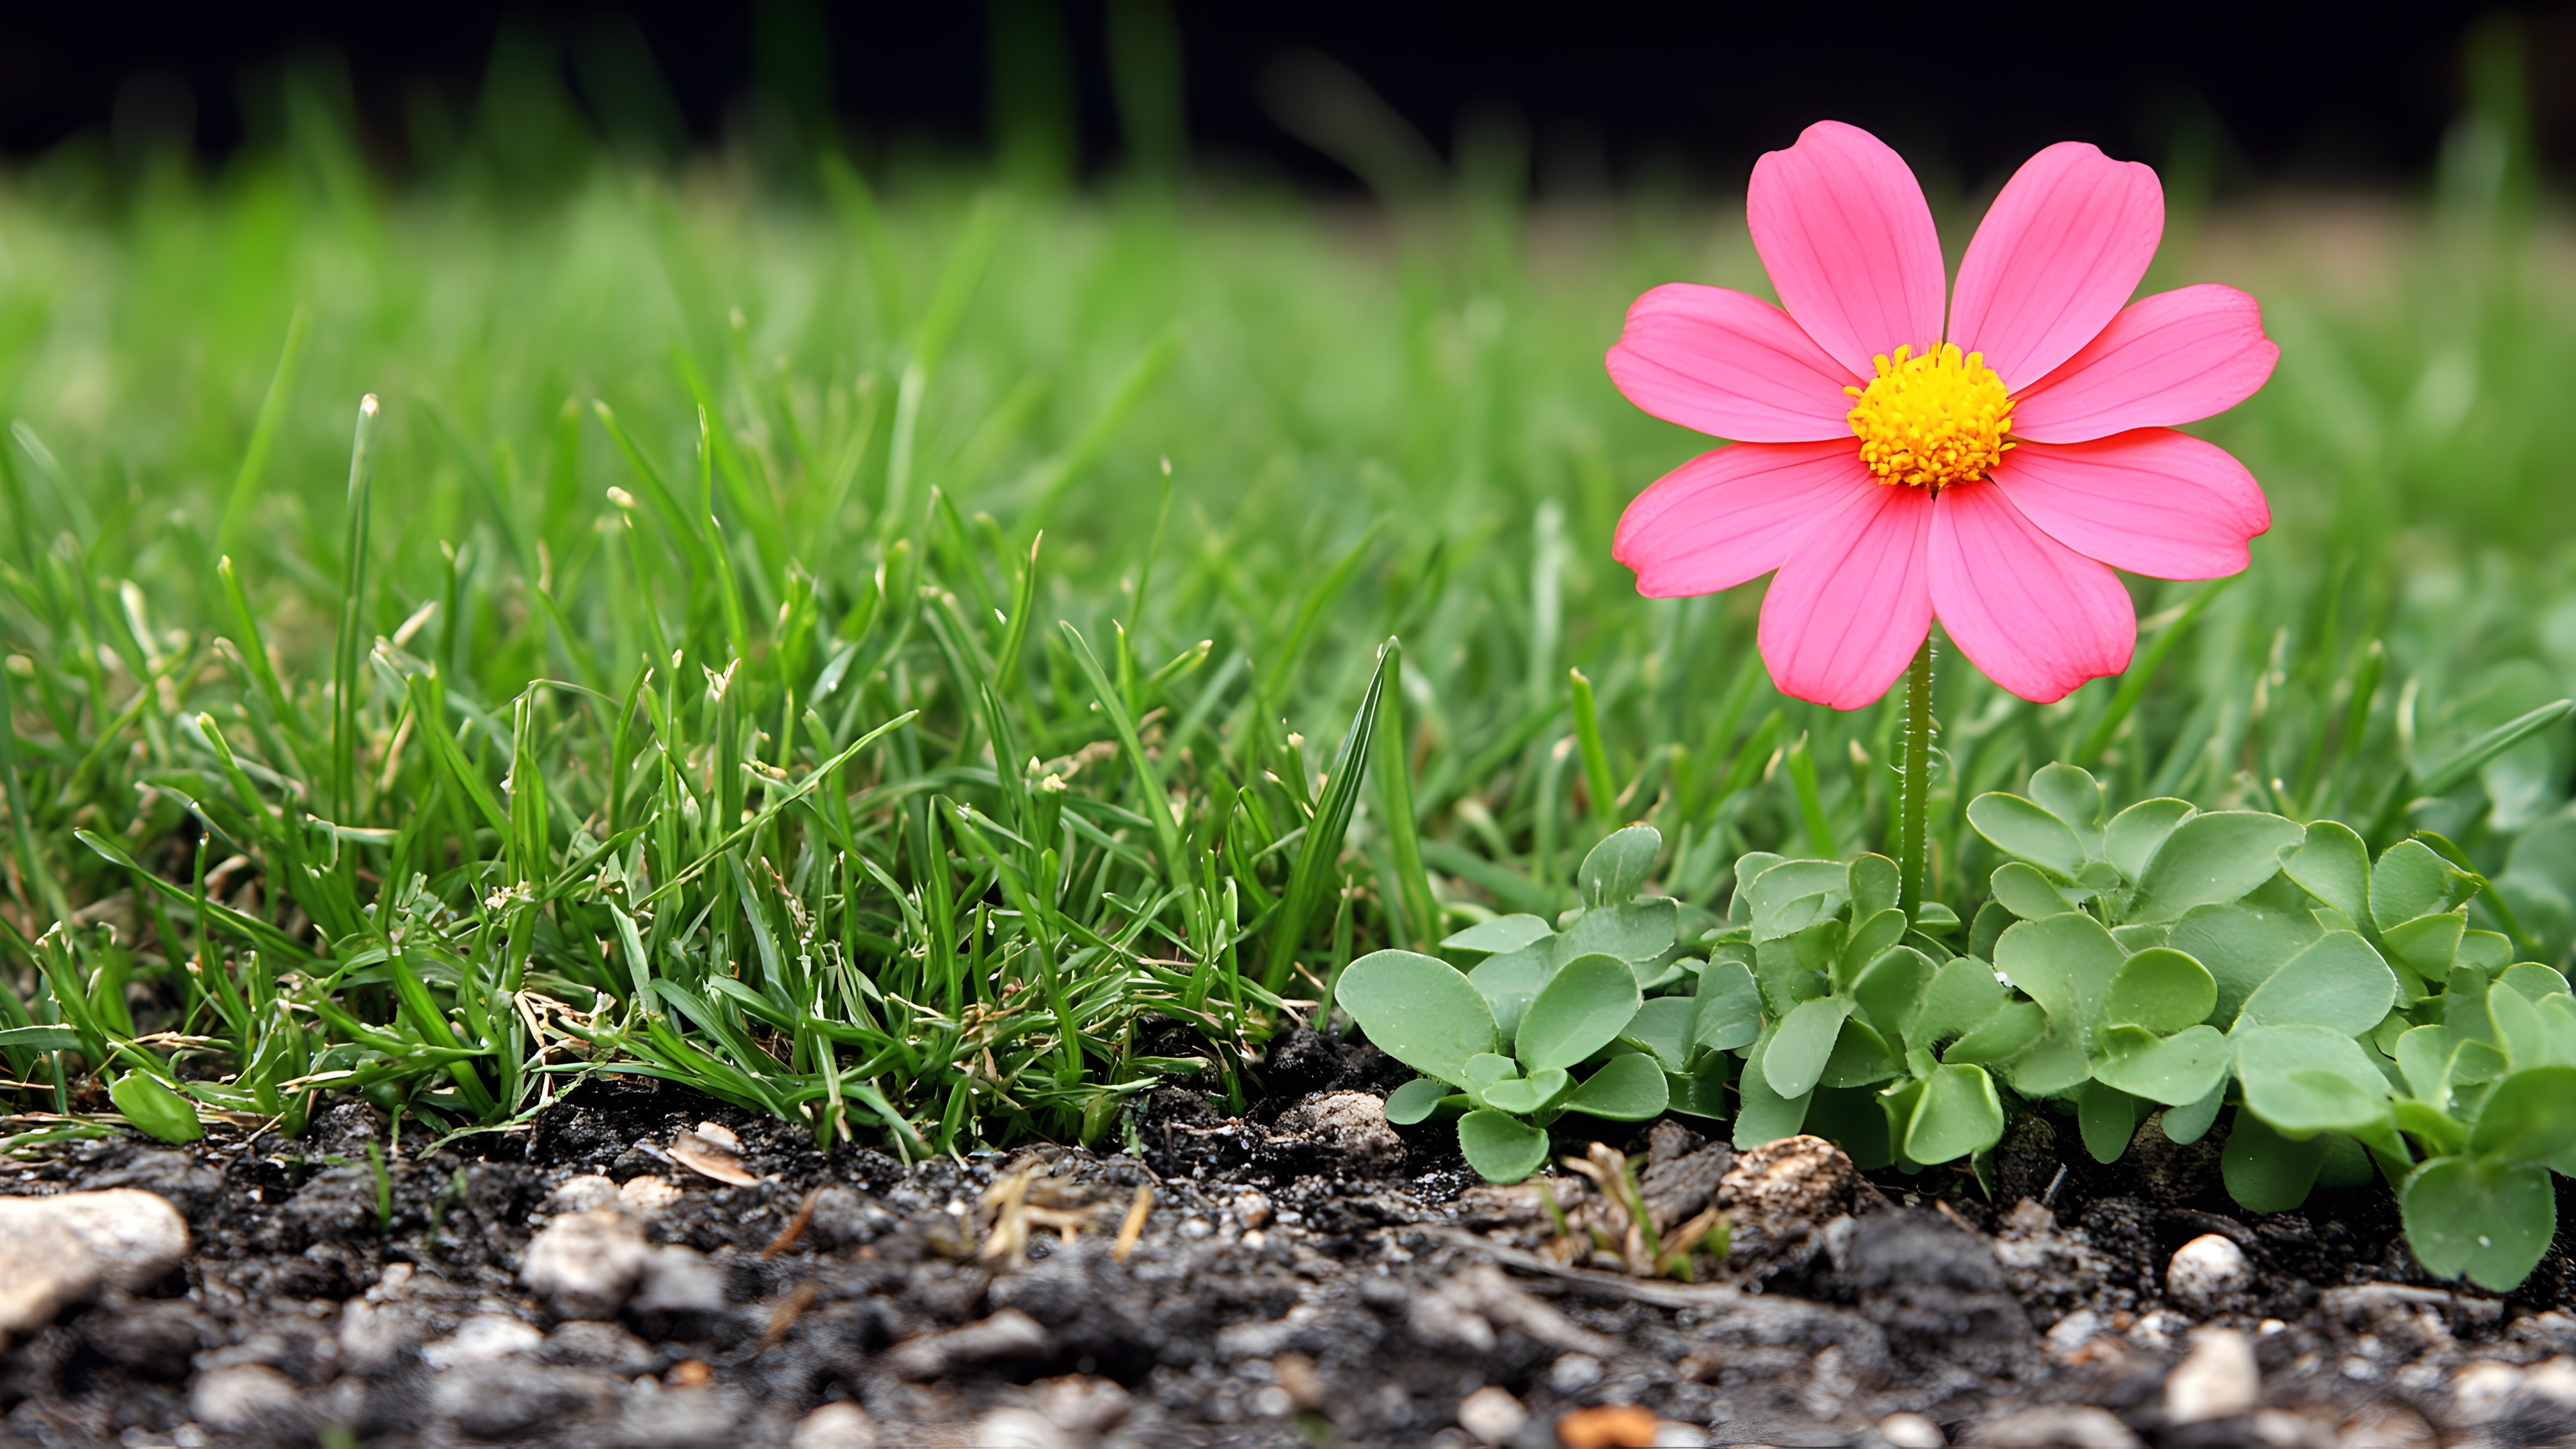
2104, 948, 2217, 1032
1578, 826, 1661, 907
1479, 1068, 1572, 1115
1837, 908, 1909, 987
1994, 912, 2126, 1049
1442, 914, 1553, 955
1467, 944, 1551, 1040
1743, 859, 1848, 941
2468, 1066, 2576, 1163
1909, 956, 2006, 1048
110, 1071, 205, 1144
1667, 1063, 1731, 1121
1904, 1063, 2004, 1163
1558, 898, 1678, 967
2163, 1078, 2227, 1144
2105, 798, 2196, 883
2223, 1111, 2328, 1212
2402, 1155, 2557, 1291
2380, 910, 2467, 984
2280, 820, 2371, 924
1385, 1077, 1452, 1125
1465, 1053, 1519, 1089
1854, 946, 1935, 1044
1989, 862, 2080, 920
2077, 1079, 2141, 1163
1847, 853, 1900, 918
1819, 1018, 1900, 1088
2128, 811, 2305, 923
1970, 899, 2012, 961
2414, 698, 2576, 799
0, 1024, 82, 1052
1566, 1052, 1670, 1121
1457, 1109, 1552, 1183
2371, 840, 2463, 934
2029, 763, 2106, 849
1967, 792, 2086, 879
1997, 1012, 2091, 1095
2396, 1026, 2454, 1104
1623, 996, 1699, 1072
1517, 953, 1642, 1071
1734, 1033, 1813, 1149
1693, 959, 1762, 1053
2235, 1024, 2393, 1136
2168, 901, 2324, 1026
2094, 1024, 2231, 1106
1336, 949, 1500, 1085
1764, 996, 1851, 1099
1943, 998, 2047, 1066
2235, 931, 2399, 1036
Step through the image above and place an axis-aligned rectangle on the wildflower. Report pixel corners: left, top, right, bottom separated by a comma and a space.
1607, 122, 2277, 706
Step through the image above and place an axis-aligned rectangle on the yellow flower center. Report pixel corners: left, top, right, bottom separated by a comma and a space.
1845, 343, 2015, 490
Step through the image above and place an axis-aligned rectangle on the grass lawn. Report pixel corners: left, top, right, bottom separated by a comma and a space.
3, 99, 2575, 1171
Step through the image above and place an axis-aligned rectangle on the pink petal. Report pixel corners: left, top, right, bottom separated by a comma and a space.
1614, 441, 1878, 597
2008, 284, 2280, 441
1756, 481, 1935, 710
1746, 121, 1947, 379
1990, 431, 2271, 580
1947, 142, 2163, 390
1929, 481, 2137, 703
1605, 284, 1863, 442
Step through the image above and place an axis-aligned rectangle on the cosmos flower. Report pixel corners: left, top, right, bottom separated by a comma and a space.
1607, 121, 2278, 706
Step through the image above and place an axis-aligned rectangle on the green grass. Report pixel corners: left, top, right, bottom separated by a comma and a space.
3, 86, 2575, 1163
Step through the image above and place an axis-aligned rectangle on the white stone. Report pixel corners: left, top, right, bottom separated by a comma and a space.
2525, 1356, 2576, 1407
1548, 1352, 1605, 1393
520, 1208, 649, 1320
1458, 1385, 1527, 1445
1975, 1405, 2141, 1449
2167, 1233, 2252, 1313
0, 1189, 190, 1334
2045, 1309, 2104, 1359
790, 1401, 879, 1449
971, 1408, 1069, 1449
1881, 1411, 1947, 1448
421, 1315, 545, 1369
547, 1175, 621, 1213
2449, 1361, 2523, 1421
2166, 1328, 2261, 1424
620, 1176, 684, 1215
189, 1364, 305, 1434
1650, 1428, 1713, 1448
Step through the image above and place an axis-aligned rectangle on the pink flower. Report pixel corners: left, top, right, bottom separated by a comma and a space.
1606, 121, 2277, 707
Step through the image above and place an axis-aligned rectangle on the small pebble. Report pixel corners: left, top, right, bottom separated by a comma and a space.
1555, 1403, 1662, 1449
521, 1208, 649, 1320
1252, 1386, 1294, 1416
2166, 1233, 2251, 1313
2166, 1327, 2261, 1424
619, 1176, 684, 1214
1881, 1411, 1946, 1448
421, 1315, 544, 1369
1548, 1352, 1605, 1393
189, 1364, 306, 1435
973, 1407, 1069, 1449
1458, 1385, 1527, 1445
790, 1402, 879, 1449
2449, 1362, 2524, 1421
0, 1189, 191, 1334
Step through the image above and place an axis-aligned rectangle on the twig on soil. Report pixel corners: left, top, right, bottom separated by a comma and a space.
1114, 1182, 1152, 1262
763, 1187, 823, 1258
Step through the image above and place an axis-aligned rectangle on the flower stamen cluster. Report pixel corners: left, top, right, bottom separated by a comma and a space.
1845, 343, 2014, 490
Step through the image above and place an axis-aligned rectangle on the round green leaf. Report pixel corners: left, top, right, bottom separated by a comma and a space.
2222, 1110, 2328, 1212
2105, 798, 2196, 883
2279, 820, 2371, 924
1820, 1018, 1899, 1088
1465, 1053, 1518, 1088
2371, 839, 2462, 934
1989, 862, 2079, 920
2381, 910, 2467, 982
2402, 1155, 2557, 1291
1336, 950, 1499, 1085
2167, 900, 2325, 1026
2235, 931, 2398, 1036
2469, 1065, 2576, 1163
110, 1070, 204, 1144
2105, 948, 2217, 1032
1479, 1067, 1570, 1116
1693, 959, 1762, 1053
1733, 1032, 1814, 1149
1456, 1109, 1551, 1184
2128, 811, 2306, 924
2092, 1024, 2231, 1106
1966, 792, 2086, 879
1837, 908, 1909, 986
1854, 945, 1934, 1046
1516, 952, 1642, 1071
1559, 898, 1680, 967
1566, 1052, 1670, 1121
1994, 912, 2126, 1046
1911, 957, 2006, 1048
2235, 1024, 2394, 1136
1384, 1077, 1452, 1125
1847, 853, 1900, 918
1467, 945, 1550, 1039
1997, 1012, 2092, 1095
1623, 996, 1699, 1072
2077, 1079, 2141, 1163
2162, 1077, 2226, 1145
1442, 914, 1553, 955
1943, 998, 2045, 1065
1743, 859, 1849, 942
1762, 996, 1850, 1099
1904, 1063, 2004, 1164
2030, 763, 2106, 844
1578, 825, 1661, 907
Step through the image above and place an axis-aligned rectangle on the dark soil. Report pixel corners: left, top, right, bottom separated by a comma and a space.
5, 1036, 2576, 1449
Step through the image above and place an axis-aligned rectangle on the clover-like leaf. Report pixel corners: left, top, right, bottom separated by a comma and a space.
2236, 1024, 2393, 1136
1994, 912, 2126, 1049
1338, 950, 1500, 1086
2468, 1066, 2576, 1164
1517, 952, 1642, 1072
2280, 820, 2371, 924
2029, 763, 2106, 855
1466, 943, 1551, 1039
2402, 1155, 2558, 1291
1694, 959, 1762, 1053
1464, 1053, 1518, 1089
2164, 1078, 2226, 1144
1479, 1067, 1572, 1116
2235, 930, 2398, 1036
1558, 898, 1679, 968
1442, 914, 1554, 955
1854, 946, 1935, 1046
1457, 1109, 1552, 1183
2105, 798, 2196, 882
2373, 839, 2466, 933
1565, 1052, 1669, 1121
2127, 811, 2305, 923
1967, 792, 2086, 879
1819, 1017, 1900, 1089
1847, 853, 1900, 918
2222, 1111, 2329, 1213
1910, 956, 2006, 1048
2077, 1079, 2142, 1163
1734, 1032, 1814, 1148
1763, 996, 1851, 1099
1837, 908, 1909, 987
1385, 1077, 1454, 1125
1941, 997, 2047, 1066
1903, 1063, 2004, 1164
1623, 996, 1699, 1073
2381, 910, 2467, 983
2168, 900, 2325, 1026
2092, 1024, 2230, 1106
2104, 947, 2217, 1032
1990, 861, 2080, 920
1743, 859, 1849, 941
1579, 825, 1662, 907
1997, 1012, 2092, 1095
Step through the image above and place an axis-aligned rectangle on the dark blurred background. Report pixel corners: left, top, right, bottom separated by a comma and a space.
2, 1, 2570, 191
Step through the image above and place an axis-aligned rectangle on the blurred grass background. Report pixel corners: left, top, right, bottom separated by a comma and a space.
3, 15, 2575, 1150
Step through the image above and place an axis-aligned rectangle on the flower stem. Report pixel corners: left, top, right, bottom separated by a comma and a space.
1898, 635, 1935, 916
